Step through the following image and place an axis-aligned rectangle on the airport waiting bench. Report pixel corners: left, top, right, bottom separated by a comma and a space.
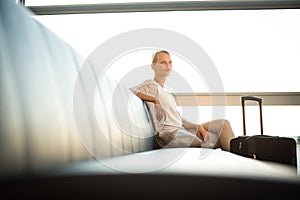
1, 0, 299, 199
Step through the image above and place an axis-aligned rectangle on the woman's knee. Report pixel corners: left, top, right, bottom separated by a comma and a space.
214, 119, 231, 129
223, 119, 231, 127
222, 119, 235, 138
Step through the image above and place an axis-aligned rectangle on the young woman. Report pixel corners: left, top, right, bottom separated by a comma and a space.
131, 50, 235, 151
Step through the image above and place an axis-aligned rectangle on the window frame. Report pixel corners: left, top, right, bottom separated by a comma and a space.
25, 0, 300, 15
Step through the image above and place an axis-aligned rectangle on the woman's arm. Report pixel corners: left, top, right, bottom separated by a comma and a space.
182, 119, 197, 130
135, 92, 160, 104
182, 119, 208, 142
135, 92, 164, 121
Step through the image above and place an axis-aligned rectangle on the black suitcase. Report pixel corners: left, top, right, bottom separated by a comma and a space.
230, 96, 297, 167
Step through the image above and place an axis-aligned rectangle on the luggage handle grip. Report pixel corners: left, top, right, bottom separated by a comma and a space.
241, 96, 263, 136
242, 96, 262, 103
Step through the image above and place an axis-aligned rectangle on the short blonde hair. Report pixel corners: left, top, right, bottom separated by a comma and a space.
152, 50, 170, 64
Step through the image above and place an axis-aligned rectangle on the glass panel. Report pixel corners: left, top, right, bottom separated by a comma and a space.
180, 106, 300, 137
33, 9, 300, 93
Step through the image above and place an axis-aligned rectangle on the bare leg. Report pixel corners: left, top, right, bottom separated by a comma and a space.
201, 119, 235, 151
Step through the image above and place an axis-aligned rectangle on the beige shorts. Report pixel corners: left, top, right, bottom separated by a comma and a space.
159, 129, 216, 148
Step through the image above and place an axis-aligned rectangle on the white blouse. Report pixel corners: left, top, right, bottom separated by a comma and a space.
131, 79, 185, 134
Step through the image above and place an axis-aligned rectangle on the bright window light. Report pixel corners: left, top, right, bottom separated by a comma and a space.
31, 8, 300, 137
33, 9, 300, 93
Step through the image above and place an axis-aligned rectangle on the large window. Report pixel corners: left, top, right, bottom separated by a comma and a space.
28, 3, 300, 137
32, 9, 300, 93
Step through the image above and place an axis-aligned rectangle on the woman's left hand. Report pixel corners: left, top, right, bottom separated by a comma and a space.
196, 125, 208, 142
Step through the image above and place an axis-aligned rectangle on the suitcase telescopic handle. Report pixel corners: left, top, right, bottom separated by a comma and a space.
241, 96, 263, 136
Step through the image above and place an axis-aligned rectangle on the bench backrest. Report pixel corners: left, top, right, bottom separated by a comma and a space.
0, 0, 155, 178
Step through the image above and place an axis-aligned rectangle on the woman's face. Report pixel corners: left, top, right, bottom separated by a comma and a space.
152, 52, 172, 77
